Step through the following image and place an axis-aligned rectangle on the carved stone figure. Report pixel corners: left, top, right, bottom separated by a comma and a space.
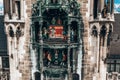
50, 26, 56, 38
9, 27, 14, 37
42, 27, 48, 39
69, 0, 79, 15
102, 5, 108, 18
16, 27, 22, 39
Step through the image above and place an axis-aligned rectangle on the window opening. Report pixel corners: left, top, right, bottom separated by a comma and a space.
34, 72, 41, 80
93, 0, 98, 19
15, 1, 21, 19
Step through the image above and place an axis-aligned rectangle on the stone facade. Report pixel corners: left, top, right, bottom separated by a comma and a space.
3, 0, 114, 80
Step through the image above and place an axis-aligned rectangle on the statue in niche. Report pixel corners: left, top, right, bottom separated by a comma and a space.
9, 27, 14, 37
61, 52, 67, 66
69, 0, 79, 16
32, 4, 39, 16
57, 18, 62, 25
54, 50, 59, 65
74, 30, 77, 42
51, 17, 56, 25
38, 30, 43, 42
50, 26, 56, 38
70, 29, 75, 41
55, 50, 59, 59
92, 30, 98, 37
16, 27, 22, 39
101, 4, 108, 18
47, 52, 52, 66
91, 27, 98, 37
63, 31, 67, 40
42, 27, 49, 39
43, 50, 49, 66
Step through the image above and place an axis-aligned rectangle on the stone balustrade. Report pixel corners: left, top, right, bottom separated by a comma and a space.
106, 72, 120, 80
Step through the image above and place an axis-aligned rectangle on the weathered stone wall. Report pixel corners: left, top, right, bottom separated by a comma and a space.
78, 0, 114, 80
18, 0, 33, 80
3, 0, 35, 80
78, 0, 90, 80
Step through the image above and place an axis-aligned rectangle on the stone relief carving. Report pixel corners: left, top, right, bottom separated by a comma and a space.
16, 27, 23, 39
69, 0, 79, 16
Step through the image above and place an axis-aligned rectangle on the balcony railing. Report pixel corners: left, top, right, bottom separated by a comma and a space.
89, 13, 114, 22
0, 69, 9, 80
106, 72, 120, 80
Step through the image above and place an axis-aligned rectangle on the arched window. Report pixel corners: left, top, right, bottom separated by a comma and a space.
72, 73, 79, 80
34, 72, 41, 80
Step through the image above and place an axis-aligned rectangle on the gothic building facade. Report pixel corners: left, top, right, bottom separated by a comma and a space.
3, 0, 114, 80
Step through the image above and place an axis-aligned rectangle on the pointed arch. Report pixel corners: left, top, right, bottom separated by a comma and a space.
34, 71, 41, 80
100, 25, 107, 37
91, 26, 98, 37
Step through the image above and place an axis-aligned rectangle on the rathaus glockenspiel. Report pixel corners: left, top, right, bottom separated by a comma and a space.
3, 0, 114, 80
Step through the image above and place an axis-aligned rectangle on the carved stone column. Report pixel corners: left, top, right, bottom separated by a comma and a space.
67, 46, 71, 80
39, 0, 42, 16
77, 45, 82, 80
99, 25, 108, 80
67, 19, 71, 80
30, 22, 40, 80
39, 21, 44, 80
32, 23, 35, 43
97, 32, 100, 73
68, 23, 71, 43
72, 48, 76, 73
39, 44, 43, 80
